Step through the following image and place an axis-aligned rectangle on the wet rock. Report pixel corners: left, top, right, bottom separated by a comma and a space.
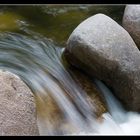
36, 94, 65, 135
0, 70, 39, 136
36, 65, 107, 135
66, 65, 107, 117
64, 14, 140, 112
123, 5, 140, 49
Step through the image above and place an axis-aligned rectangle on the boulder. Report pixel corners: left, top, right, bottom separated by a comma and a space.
0, 70, 39, 136
123, 5, 140, 49
64, 14, 140, 112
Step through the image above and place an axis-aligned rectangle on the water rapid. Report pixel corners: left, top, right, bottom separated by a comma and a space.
0, 32, 140, 135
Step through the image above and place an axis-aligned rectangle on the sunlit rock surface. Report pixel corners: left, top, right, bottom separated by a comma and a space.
0, 70, 39, 136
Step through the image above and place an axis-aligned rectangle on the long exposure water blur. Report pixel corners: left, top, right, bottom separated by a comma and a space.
1, 5, 140, 135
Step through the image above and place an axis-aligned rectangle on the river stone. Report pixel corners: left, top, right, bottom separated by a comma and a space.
66, 65, 107, 117
123, 5, 140, 49
0, 70, 39, 136
64, 14, 140, 112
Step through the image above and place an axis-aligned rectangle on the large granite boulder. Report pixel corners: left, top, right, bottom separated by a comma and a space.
64, 14, 140, 112
123, 5, 140, 49
0, 70, 39, 136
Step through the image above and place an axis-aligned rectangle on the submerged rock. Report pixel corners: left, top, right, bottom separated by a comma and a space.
64, 14, 140, 112
36, 68, 107, 135
0, 70, 39, 136
36, 63, 107, 135
123, 5, 140, 49
36, 94, 66, 135
66, 65, 107, 117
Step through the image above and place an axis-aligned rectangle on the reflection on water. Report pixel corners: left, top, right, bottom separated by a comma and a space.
0, 5, 125, 46
0, 11, 23, 31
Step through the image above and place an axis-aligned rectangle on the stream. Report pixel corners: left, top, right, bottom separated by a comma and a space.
0, 5, 140, 135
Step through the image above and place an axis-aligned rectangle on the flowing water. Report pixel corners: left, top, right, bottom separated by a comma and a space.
0, 5, 140, 135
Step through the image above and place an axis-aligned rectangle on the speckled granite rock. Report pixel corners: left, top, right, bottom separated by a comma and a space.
0, 70, 39, 136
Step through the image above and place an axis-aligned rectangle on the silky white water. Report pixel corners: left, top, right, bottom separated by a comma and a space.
86, 79, 140, 135
0, 31, 140, 135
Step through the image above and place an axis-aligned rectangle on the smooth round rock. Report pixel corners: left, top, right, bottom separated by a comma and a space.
64, 14, 140, 112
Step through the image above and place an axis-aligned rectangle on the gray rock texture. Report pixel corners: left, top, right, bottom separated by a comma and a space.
123, 5, 140, 49
64, 14, 140, 112
0, 70, 39, 136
